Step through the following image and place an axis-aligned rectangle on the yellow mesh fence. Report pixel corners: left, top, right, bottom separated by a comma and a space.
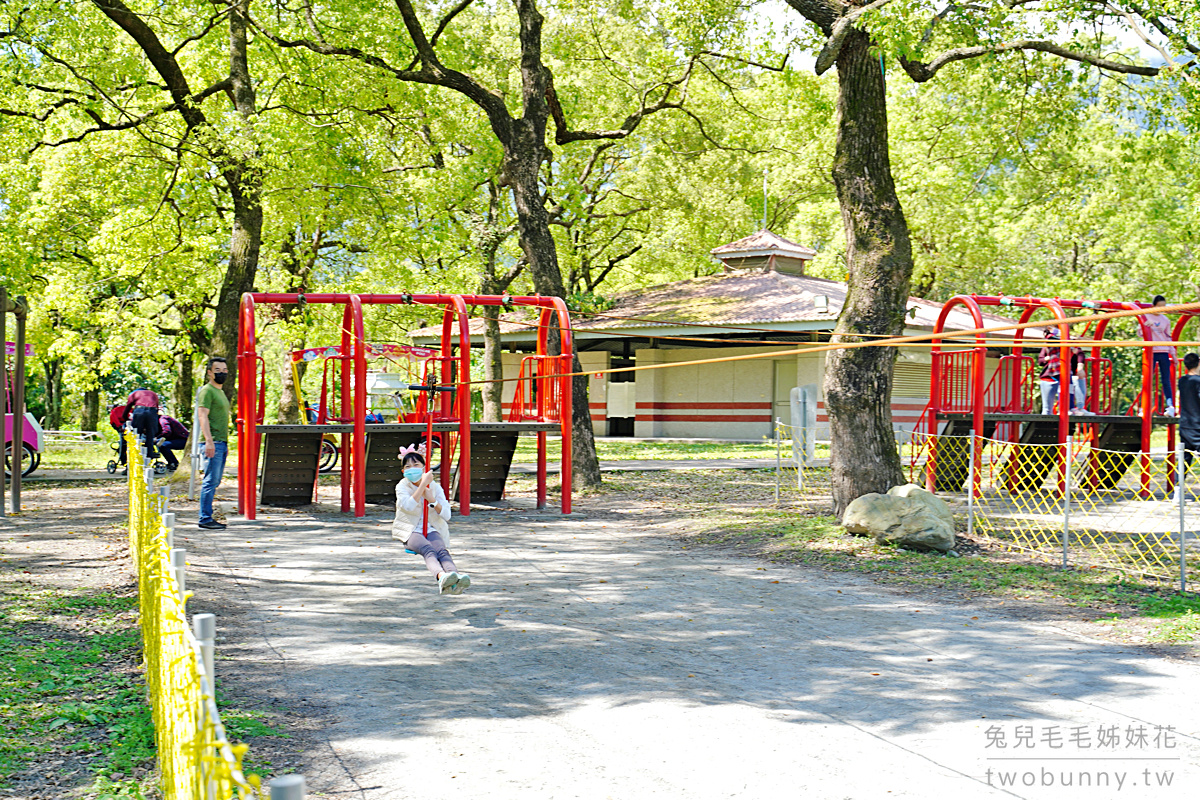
773, 421, 833, 508
126, 433, 262, 799
778, 425, 1196, 587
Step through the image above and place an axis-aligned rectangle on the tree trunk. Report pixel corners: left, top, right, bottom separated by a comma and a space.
505, 144, 602, 487
824, 30, 914, 517
481, 305, 504, 422
278, 359, 306, 424
570, 354, 601, 488
210, 194, 261, 402
43, 359, 63, 430
174, 351, 195, 427
210, 0, 263, 400
80, 387, 100, 432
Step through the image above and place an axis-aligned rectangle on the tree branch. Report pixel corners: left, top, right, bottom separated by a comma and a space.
549, 56, 698, 144
90, 0, 206, 129
250, 8, 513, 140
900, 39, 1159, 82
814, 0, 895, 76
30, 78, 231, 151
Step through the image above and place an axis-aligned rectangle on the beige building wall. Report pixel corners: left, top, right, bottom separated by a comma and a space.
633, 346, 796, 439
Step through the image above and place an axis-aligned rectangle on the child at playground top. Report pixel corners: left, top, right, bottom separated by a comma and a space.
1145, 295, 1177, 416
392, 445, 471, 595
1037, 328, 1087, 415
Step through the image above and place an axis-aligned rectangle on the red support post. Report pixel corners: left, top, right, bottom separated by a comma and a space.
346, 297, 367, 517
237, 293, 259, 521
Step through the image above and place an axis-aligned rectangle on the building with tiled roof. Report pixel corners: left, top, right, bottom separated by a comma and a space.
412, 231, 1014, 439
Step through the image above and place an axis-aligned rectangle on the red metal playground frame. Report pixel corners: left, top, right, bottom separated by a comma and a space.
236, 293, 574, 520
923, 294, 1198, 495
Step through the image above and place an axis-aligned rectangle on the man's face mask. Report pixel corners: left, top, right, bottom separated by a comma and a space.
213, 372, 227, 384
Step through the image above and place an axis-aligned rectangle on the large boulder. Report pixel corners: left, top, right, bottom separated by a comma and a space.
841, 483, 956, 553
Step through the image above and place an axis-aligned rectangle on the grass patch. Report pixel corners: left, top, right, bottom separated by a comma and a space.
37, 440, 119, 471
571, 468, 1200, 643
0, 584, 154, 796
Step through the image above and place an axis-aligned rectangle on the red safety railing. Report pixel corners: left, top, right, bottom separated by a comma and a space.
933, 350, 977, 412
508, 355, 572, 423
1084, 357, 1113, 415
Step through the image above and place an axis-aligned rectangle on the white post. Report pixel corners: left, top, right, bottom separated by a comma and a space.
967, 434, 976, 540
162, 512, 175, 551
188, 384, 204, 501
774, 419, 781, 505
1179, 442, 1187, 593
192, 613, 216, 690
1062, 435, 1073, 569
191, 612, 215, 794
170, 548, 187, 602
270, 775, 307, 799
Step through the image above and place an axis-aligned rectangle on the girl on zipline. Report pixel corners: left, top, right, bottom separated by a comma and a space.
392, 444, 471, 595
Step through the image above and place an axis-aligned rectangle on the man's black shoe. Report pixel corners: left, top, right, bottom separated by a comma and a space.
198, 520, 227, 530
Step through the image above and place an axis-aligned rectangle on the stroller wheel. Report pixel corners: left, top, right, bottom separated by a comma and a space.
106, 460, 117, 474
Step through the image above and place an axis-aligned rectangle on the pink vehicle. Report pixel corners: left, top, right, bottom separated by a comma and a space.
4, 342, 41, 478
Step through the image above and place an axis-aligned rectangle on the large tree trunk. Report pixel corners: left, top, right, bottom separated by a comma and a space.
43, 359, 63, 430
278, 360, 306, 424
505, 144, 603, 488
569, 354, 600, 489
173, 351, 195, 426
210, 0, 263, 400
80, 386, 100, 432
825, 30, 914, 517
481, 306, 504, 422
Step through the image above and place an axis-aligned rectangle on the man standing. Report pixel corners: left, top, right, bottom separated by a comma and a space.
1176, 353, 1200, 502
123, 387, 160, 457
155, 413, 190, 472
197, 357, 231, 530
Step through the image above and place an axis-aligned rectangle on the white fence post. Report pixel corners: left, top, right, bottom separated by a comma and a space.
774, 419, 781, 505
188, 384, 204, 501
170, 548, 187, 602
1062, 435, 1073, 569
270, 775, 307, 799
162, 512, 175, 551
967, 434, 976, 540
1179, 442, 1187, 593
192, 613, 216, 691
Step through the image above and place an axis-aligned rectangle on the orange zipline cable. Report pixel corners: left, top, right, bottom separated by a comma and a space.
452, 300, 1200, 388
321, 300, 1200, 388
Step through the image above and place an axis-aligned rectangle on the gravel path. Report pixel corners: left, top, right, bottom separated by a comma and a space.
175, 497, 1200, 800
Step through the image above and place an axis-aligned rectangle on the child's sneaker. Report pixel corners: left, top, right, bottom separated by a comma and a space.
438, 572, 459, 594
451, 573, 471, 595
1167, 405, 1178, 417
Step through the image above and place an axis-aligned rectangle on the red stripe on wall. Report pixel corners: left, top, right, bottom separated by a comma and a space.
636, 414, 773, 423
636, 402, 773, 410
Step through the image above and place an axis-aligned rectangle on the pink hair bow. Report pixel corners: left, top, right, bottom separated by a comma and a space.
397, 442, 427, 460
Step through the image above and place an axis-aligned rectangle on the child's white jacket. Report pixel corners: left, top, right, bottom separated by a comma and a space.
391, 478, 452, 543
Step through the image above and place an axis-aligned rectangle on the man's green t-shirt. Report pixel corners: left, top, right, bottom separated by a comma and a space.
198, 384, 231, 443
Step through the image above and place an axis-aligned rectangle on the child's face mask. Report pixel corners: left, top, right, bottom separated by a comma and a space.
404, 467, 423, 483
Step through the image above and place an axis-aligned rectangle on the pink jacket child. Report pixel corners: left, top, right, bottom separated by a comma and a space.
1145, 295, 1177, 415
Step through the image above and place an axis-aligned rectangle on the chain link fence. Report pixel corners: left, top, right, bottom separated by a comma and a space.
775, 422, 1198, 591
126, 432, 307, 799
